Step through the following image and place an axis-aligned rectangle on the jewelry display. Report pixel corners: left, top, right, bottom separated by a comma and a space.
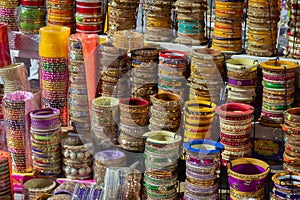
271, 172, 300, 199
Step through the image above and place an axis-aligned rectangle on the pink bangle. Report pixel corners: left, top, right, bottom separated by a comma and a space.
216, 103, 254, 117
159, 50, 188, 59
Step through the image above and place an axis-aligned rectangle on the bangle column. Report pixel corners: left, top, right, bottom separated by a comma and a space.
0, 0, 19, 31
0, 151, 14, 200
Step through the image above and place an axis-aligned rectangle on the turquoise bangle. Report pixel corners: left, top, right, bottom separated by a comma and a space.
178, 23, 204, 30
178, 19, 205, 23
178, 28, 203, 34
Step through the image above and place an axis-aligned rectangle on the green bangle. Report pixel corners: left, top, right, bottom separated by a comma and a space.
144, 174, 177, 185
263, 103, 292, 111
144, 182, 176, 192
263, 81, 285, 89
145, 190, 177, 199
144, 153, 178, 164
20, 6, 46, 19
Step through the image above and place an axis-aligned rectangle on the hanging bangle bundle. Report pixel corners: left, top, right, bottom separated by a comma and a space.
216, 103, 254, 165
271, 172, 300, 199
143, 131, 181, 200
0, 0, 19, 31
30, 108, 62, 178
0, 151, 13, 200
23, 178, 56, 200
118, 98, 150, 152
259, 59, 298, 127
158, 50, 189, 99
92, 97, 119, 145
227, 158, 270, 200
183, 140, 224, 200
0, 24, 11, 67
94, 149, 126, 185
130, 48, 159, 101
226, 58, 258, 104
174, 0, 207, 45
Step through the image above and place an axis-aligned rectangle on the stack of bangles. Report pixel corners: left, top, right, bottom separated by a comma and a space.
0, 0, 19, 30
158, 50, 189, 99
259, 60, 298, 127
48, 0, 75, 32
175, 0, 207, 45
189, 48, 224, 104
108, 0, 137, 36
0, 151, 13, 200
216, 103, 254, 165
183, 140, 224, 200
0, 24, 11, 67
143, 131, 181, 200
23, 178, 56, 200
212, 0, 243, 53
72, 183, 103, 200
93, 149, 126, 185
92, 97, 119, 145
3, 91, 35, 173
98, 42, 129, 97
283, 107, 300, 172
75, 0, 103, 34
30, 108, 62, 178
226, 58, 258, 104
227, 158, 270, 200
144, 0, 173, 42
271, 172, 300, 199
184, 100, 216, 141
61, 136, 93, 180
246, 0, 279, 56
118, 98, 150, 152
149, 92, 181, 132
131, 48, 159, 101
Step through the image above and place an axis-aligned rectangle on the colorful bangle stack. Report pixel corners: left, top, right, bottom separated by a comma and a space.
260, 60, 299, 127
61, 136, 93, 180
131, 48, 159, 101
98, 42, 130, 97
174, 0, 207, 45
0, 24, 11, 67
189, 48, 225, 104
47, 0, 75, 32
246, 0, 279, 56
212, 0, 243, 53
118, 98, 150, 152
0, 151, 13, 200
158, 50, 189, 99
143, 131, 181, 200
108, 0, 137, 37
103, 167, 141, 200
3, 91, 36, 173
149, 92, 181, 133
94, 149, 126, 185
216, 103, 254, 165
271, 172, 300, 199
226, 58, 258, 104
227, 158, 270, 200
0, 0, 19, 31
0, 63, 31, 94
184, 100, 216, 142
23, 178, 56, 200
30, 108, 62, 178
76, 0, 103, 34
92, 97, 119, 145
72, 183, 103, 200
183, 140, 224, 200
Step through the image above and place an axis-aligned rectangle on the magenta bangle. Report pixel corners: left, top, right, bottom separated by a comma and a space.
220, 132, 250, 139
227, 78, 257, 87
221, 139, 250, 147
186, 168, 217, 180
30, 108, 60, 131
261, 110, 282, 118
263, 74, 294, 81
186, 156, 215, 166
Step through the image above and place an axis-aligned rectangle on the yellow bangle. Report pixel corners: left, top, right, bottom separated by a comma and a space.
143, 131, 181, 144
184, 100, 216, 113
260, 60, 298, 71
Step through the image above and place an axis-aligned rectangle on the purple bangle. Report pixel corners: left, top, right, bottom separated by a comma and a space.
186, 168, 217, 180
185, 181, 218, 193
30, 108, 60, 131
227, 78, 257, 87
42, 72, 67, 81
95, 150, 125, 161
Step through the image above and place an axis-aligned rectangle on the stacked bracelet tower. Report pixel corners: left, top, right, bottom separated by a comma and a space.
216, 103, 254, 165
189, 48, 224, 104
149, 92, 181, 132
0, 24, 11, 67
92, 97, 119, 145
108, 0, 137, 36
94, 149, 126, 185
61, 136, 93, 180
260, 60, 298, 127
226, 58, 258, 104
183, 140, 224, 200
0, 0, 19, 30
143, 131, 181, 200
98, 42, 130, 97
30, 108, 62, 178
18, 0, 46, 34
272, 172, 300, 199
175, 0, 207, 45
247, 0, 279, 56
184, 100, 216, 141
119, 98, 150, 152
0, 151, 13, 200
212, 0, 243, 53
40, 25, 70, 127
3, 91, 35, 173
144, 0, 173, 42
228, 158, 270, 199
158, 50, 189, 99
131, 48, 159, 101
75, 0, 103, 34
47, 0, 74, 32
282, 108, 300, 172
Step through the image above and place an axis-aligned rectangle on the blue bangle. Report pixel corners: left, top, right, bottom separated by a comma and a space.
183, 140, 224, 154
274, 189, 300, 199
178, 23, 204, 30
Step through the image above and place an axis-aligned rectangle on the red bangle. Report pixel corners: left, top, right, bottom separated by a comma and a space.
159, 50, 188, 59
216, 103, 254, 117
21, 0, 45, 6
76, 5, 101, 14
219, 115, 252, 121
76, 23, 101, 31
49, 9, 74, 16
221, 139, 250, 147
220, 132, 250, 140
76, 1, 101, 6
